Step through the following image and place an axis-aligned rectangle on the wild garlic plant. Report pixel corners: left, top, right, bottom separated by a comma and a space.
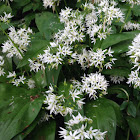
0, 0, 140, 140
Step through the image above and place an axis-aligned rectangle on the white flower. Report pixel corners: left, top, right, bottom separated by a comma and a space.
81, 73, 108, 99
45, 84, 54, 94
87, 127, 99, 139
124, 21, 140, 31
0, 56, 4, 66
69, 89, 81, 102
0, 12, 13, 22
12, 79, 20, 86
0, 67, 5, 76
7, 71, 16, 78
59, 127, 68, 138
110, 75, 125, 84
19, 75, 26, 84
27, 79, 35, 89
94, 130, 107, 140
127, 71, 140, 88
42, 0, 61, 10
1, 26, 32, 59
127, 33, 140, 71
77, 124, 89, 140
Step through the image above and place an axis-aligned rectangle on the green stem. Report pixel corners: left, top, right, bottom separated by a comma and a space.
64, 0, 67, 6
120, 7, 131, 33
0, 25, 24, 58
127, 128, 130, 140
6, 0, 10, 6
55, 6, 59, 18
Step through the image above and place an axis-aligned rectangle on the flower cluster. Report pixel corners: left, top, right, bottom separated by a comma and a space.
42, 0, 61, 10
127, 33, 140, 71
84, 0, 124, 43
29, 2, 118, 71
1, 26, 33, 59
127, 33, 140, 88
81, 73, 108, 99
121, 0, 140, 7
127, 71, 140, 88
44, 85, 73, 116
0, 56, 5, 76
0, 12, 13, 23
124, 21, 140, 31
70, 72, 108, 100
69, 47, 116, 70
59, 113, 107, 140
110, 75, 125, 84
6, 71, 35, 88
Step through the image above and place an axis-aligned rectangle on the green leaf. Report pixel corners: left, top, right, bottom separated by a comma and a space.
0, 5, 12, 15
120, 101, 128, 110
132, 5, 140, 17
24, 13, 35, 27
0, 31, 7, 44
127, 117, 140, 140
0, 83, 44, 140
22, 3, 33, 13
102, 67, 130, 77
17, 39, 49, 68
84, 98, 117, 140
34, 70, 47, 88
112, 40, 132, 54
27, 119, 56, 140
14, 0, 30, 7
101, 31, 140, 49
12, 110, 45, 140
35, 12, 64, 40
108, 85, 130, 99
45, 65, 62, 86
127, 101, 136, 118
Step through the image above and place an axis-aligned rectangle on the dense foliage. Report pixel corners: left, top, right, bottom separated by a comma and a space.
0, 0, 140, 140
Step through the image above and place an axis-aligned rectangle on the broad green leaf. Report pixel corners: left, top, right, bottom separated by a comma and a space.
0, 5, 12, 15
22, 3, 33, 13
35, 12, 64, 40
34, 70, 47, 88
127, 117, 140, 140
17, 39, 49, 68
102, 67, 130, 77
14, 0, 30, 7
0, 83, 44, 140
108, 85, 130, 99
101, 31, 140, 49
112, 40, 132, 54
45, 65, 62, 86
132, 5, 140, 17
84, 98, 118, 140
27, 119, 56, 140
24, 13, 35, 27
120, 101, 128, 111
127, 101, 136, 118
12, 110, 45, 140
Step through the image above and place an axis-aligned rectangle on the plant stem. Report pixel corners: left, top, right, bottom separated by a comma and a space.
127, 128, 130, 140
64, 0, 67, 6
0, 25, 24, 58
55, 7, 59, 18
120, 7, 131, 33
